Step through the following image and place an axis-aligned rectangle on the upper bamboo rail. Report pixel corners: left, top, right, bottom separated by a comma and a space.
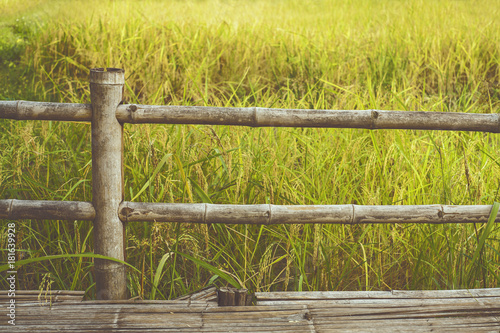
1, 100, 499, 132
1, 199, 498, 225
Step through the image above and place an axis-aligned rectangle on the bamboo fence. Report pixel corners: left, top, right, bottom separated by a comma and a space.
1, 67, 499, 300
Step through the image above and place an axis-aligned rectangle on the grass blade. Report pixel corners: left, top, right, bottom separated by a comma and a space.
173, 250, 241, 289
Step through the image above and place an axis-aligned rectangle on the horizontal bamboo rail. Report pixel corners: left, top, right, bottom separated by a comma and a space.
1, 199, 498, 224
0, 199, 95, 220
1, 100, 499, 132
118, 202, 500, 224
0, 101, 92, 122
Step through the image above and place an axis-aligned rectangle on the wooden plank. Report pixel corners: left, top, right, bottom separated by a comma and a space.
175, 286, 218, 302
256, 297, 500, 306
255, 288, 500, 301
1, 296, 499, 332
0, 290, 85, 296
3, 304, 316, 332
390, 288, 500, 298
0, 290, 85, 303
309, 305, 500, 318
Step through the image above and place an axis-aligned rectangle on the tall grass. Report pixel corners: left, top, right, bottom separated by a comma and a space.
1, 0, 500, 299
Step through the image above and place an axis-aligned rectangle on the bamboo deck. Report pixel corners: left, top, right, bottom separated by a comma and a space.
1, 288, 499, 332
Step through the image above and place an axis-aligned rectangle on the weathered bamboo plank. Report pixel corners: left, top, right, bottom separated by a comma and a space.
2, 100, 500, 132
313, 320, 498, 332
0, 296, 82, 303
119, 202, 500, 224
45, 300, 212, 307
309, 305, 500, 317
255, 288, 500, 301
175, 286, 218, 302
2, 294, 499, 332
0, 290, 85, 296
0, 199, 94, 220
0, 290, 85, 303
90, 68, 127, 300
255, 297, 500, 306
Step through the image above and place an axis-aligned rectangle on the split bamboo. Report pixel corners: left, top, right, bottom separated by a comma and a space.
2, 100, 500, 132
118, 202, 500, 224
90, 68, 127, 300
0, 199, 94, 220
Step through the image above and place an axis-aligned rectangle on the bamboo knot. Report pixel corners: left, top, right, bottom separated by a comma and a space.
7, 199, 14, 219
267, 204, 272, 224
370, 110, 379, 129
252, 107, 259, 126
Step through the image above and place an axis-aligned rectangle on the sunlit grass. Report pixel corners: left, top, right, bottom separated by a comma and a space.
1, 0, 500, 299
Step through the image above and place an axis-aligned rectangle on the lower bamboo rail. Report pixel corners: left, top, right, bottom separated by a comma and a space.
1, 288, 499, 332
0, 199, 95, 220
1, 199, 498, 224
119, 202, 499, 224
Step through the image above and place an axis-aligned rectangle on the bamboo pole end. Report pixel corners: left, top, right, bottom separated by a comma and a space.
90, 68, 125, 85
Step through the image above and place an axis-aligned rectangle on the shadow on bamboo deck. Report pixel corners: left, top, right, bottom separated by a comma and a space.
1, 287, 500, 332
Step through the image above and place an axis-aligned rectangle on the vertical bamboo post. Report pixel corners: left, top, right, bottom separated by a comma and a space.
90, 68, 127, 300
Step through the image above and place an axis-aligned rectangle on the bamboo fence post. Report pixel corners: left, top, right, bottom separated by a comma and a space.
90, 68, 127, 300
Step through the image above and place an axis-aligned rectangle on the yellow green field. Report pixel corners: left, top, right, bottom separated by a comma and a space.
1, 0, 499, 299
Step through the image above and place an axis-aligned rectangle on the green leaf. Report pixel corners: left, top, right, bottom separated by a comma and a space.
173, 250, 241, 288
470, 202, 499, 266
131, 153, 172, 201
0, 253, 140, 273
188, 177, 213, 204
151, 252, 171, 300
